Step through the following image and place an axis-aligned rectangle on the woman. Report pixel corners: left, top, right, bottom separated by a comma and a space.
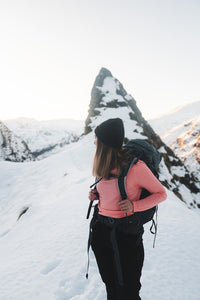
89, 118, 167, 300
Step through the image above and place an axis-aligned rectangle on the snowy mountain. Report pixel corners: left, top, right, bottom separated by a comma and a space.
0, 121, 34, 162
85, 68, 200, 210
4, 118, 84, 159
149, 102, 200, 180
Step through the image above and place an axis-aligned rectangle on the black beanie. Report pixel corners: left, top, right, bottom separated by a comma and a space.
95, 118, 124, 148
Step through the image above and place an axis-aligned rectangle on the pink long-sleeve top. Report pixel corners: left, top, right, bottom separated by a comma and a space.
97, 160, 167, 218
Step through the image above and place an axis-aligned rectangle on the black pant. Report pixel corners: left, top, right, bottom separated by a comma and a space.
91, 221, 144, 300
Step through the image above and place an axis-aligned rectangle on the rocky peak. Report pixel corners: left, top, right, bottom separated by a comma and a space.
85, 68, 200, 209
171, 115, 200, 180
0, 121, 35, 162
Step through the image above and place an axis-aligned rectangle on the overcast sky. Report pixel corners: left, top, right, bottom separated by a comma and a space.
0, 0, 199, 121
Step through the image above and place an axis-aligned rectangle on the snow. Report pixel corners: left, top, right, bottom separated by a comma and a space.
169, 156, 179, 162
158, 158, 174, 184
158, 146, 167, 154
171, 166, 187, 177
4, 118, 84, 159
161, 115, 200, 146
148, 101, 200, 137
149, 102, 200, 181
1, 134, 200, 300
169, 115, 200, 180
96, 76, 134, 108
96, 77, 118, 95
90, 107, 146, 140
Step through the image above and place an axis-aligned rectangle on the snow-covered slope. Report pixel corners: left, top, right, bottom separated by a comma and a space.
4, 118, 84, 159
0, 135, 200, 300
149, 102, 200, 180
170, 115, 200, 180
0, 121, 34, 162
148, 101, 200, 138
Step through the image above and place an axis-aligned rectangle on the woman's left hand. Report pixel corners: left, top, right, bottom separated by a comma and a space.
118, 199, 134, 213
89, 189, 99, 201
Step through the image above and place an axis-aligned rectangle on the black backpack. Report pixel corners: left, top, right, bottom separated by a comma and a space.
118, 139, 162, 230
87, 139, 162, 235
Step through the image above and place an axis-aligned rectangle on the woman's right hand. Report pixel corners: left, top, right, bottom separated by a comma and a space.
118, 199, 134, 213
88, 189, 99, 201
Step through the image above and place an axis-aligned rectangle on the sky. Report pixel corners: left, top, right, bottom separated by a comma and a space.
0, 0, 200, 121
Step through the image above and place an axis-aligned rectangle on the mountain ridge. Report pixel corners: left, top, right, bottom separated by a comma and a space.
148, 102, 200, 180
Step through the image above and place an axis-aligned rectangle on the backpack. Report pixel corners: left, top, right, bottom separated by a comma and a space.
87, 139, 161, 229
118, 139, 162, 230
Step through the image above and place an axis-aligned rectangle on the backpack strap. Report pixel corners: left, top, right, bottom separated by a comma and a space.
150, 206, 158, 248
117, 157, 139, 200
86, 213, 96, 279
86, 177, 103, 219
117, 157, 158, 248
89, 177, 103, 189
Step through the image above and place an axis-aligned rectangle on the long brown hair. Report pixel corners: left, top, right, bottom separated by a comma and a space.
92, 138, 129, 179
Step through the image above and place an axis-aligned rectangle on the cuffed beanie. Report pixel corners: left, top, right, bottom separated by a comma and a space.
95, 118, 124, 148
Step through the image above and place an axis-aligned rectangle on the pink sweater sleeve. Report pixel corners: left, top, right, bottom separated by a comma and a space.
132, 161, 167, 212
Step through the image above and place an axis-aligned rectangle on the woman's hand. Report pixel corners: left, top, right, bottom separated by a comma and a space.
88, 189, 99, 201
118, 199, 134, 213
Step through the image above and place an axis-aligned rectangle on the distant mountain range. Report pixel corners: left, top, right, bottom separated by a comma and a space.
4, 118, 84, 159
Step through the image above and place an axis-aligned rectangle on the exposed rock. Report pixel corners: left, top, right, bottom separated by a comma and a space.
17, 207, 29, 220
84, 67, 200, 209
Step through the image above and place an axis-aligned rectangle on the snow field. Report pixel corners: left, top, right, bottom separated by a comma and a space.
0, 135, 200, 299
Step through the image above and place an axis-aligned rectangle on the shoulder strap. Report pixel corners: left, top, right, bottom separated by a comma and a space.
89, 177, 103, 189
117, 157, 139, 200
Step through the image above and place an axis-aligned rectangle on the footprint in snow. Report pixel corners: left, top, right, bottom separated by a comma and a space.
41, 260, 61, 275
